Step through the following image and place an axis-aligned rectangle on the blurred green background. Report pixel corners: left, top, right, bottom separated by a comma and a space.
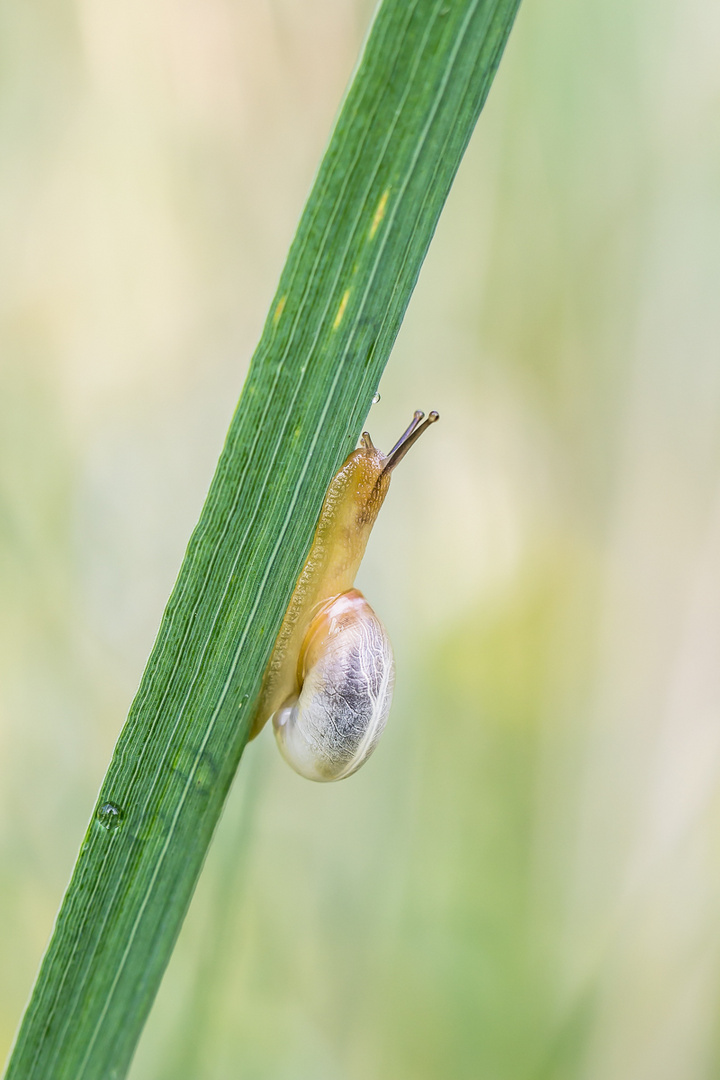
2, 1, 720, 1077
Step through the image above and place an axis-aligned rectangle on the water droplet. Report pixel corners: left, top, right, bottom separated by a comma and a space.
97, 802, 124, 832
372, 392, 381, 404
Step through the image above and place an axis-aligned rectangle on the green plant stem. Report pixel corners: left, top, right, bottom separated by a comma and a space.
4, 1, 522, 1077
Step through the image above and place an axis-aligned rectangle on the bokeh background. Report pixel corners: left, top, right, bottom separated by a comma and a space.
2, 0, 720, 1077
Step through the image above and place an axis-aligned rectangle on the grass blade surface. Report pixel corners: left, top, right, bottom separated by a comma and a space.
4, 1, 522, 1076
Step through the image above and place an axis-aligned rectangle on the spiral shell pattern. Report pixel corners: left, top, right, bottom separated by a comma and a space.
272, 590, 395, 782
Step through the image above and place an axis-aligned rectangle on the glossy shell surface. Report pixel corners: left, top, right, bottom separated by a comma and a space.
273, 590, 395, 782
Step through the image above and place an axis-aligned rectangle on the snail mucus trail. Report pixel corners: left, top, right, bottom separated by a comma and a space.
250, 409, 439, 782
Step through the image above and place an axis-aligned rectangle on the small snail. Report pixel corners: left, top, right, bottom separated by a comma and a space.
250, 409, 439, 782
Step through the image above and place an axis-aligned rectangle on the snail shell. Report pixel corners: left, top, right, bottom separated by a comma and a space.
273, 590, 394, 782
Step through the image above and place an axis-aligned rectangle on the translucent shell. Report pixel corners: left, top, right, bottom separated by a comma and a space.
273, 589, 395, 782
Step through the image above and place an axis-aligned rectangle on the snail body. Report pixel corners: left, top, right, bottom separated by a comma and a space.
251, 410, 438, 781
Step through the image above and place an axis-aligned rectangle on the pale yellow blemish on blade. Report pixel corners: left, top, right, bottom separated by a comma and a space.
369, 189, 390, 240
333, 289, 350, 329
273, 295, 287, 324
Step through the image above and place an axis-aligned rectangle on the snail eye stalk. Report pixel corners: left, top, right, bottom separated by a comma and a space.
383, 410, 439, 474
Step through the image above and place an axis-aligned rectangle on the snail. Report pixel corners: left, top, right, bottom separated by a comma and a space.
250, 409, 439, 782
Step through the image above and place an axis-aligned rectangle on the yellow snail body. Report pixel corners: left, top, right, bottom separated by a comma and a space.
250, 409, 439, 782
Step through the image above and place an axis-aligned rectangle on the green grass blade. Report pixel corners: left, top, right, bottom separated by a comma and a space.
4, 1, 521, 1076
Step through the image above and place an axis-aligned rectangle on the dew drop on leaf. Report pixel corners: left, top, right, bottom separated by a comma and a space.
96, 802, 124, 832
